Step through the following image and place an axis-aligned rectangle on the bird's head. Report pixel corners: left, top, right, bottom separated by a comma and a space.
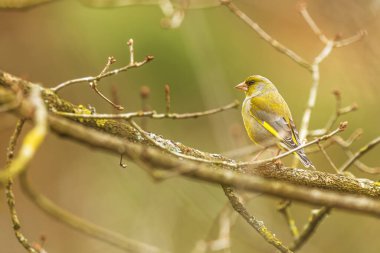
235, 75, 275, 97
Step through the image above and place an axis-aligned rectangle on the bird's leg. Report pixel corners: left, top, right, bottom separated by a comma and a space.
274, 148, 284, 168
251, 146, 268, 161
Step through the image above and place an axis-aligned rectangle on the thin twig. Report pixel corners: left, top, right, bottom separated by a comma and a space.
297, 1, 329, 44
53, 100, 239, 120
89, 81, 124, 110
309, 90, 358, 137
339, 136, 380, 173
298, 2, 366, 48
191, 202, 237, 253
240, 123, 347, 167
289, 207, 331, 251
164, 84, 171, 114
317, 142, 339, 173
223, 186, 293, 253
220, 0, 312, 71
277, 200, 299, 238
50, 54, 153, 92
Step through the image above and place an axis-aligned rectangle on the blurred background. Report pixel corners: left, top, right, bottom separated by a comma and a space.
0, 0, 379, 252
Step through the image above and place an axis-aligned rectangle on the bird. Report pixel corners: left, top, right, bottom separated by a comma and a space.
235, 75, 314, 168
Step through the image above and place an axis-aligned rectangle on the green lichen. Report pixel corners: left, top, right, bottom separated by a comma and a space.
95, 118, 107, 128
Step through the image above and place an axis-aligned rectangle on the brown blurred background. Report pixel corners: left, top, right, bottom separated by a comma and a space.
0, 0, 379, 252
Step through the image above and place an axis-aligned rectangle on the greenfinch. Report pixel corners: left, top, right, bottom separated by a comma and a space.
235, 75, 314, 168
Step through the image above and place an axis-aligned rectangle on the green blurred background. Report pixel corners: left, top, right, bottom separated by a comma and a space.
0, 0, 379, 252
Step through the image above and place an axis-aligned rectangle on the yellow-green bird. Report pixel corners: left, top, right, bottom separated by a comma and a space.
235, 75, 314, 168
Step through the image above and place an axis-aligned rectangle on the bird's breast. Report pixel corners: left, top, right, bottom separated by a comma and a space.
242, 97, 275, 145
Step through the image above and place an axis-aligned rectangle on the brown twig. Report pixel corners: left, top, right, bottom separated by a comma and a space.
191, 202, 237, 253
50, 40, 153, 111
317, 142, 339, 173
277, 200, 299, 238
164, 84, 171, 114
53, 100, 239, 120
220, 0, 312, 71
339, 136, 380, 173
289, 207, 331, 251
309, 90, 358, 137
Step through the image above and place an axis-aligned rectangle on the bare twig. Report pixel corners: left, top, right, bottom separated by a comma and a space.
277, 200, 299, 238
220, 0, 312, 71
339, 136, 380, 173
223, 186, 292, 253
50, 52, 153, 92
289, 207, 331, 251
164, 84, 171, 114
317, 142, 339, 173
298, 2, 366, 48
240, 123, 347, 167
191, 202, 237, 253
309, 90, 358, 137
53, 100, 239, 120
297, 1, 329, 44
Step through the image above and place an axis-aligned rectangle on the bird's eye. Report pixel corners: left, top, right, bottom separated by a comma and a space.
246, 80, 255, 86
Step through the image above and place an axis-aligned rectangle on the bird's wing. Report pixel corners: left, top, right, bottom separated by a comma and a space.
248, 96, 300, 149
248, 96, 313, 168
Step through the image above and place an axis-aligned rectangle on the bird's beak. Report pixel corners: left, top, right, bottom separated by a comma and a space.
235, 82, 248, 91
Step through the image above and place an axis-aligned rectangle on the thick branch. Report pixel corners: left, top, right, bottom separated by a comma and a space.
2, 71, 380, 217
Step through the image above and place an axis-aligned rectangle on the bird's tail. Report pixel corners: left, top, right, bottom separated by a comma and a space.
295, 149, 315, 169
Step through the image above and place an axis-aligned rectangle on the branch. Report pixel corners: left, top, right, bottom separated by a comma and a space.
220, 0, 312, 71
4, 119, 41, 253
289, 207, 331, 251
339, 136, 380, 173
223, 186, 292, 253
52, 100, 239, 120
19, 172, 168, 253
0, 85, 47, 183
51, 54, 153, 93
2, 72, 380, 216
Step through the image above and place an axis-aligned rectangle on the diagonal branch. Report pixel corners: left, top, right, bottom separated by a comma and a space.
19, 172, 168, 253
223, 186, 292, 253
220, 0, 312, 71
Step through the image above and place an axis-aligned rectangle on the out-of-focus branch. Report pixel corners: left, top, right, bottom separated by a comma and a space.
223, 186, 292, 253
0, 0, 52, 8
191, 202, 237, 253
339, 137, 380, 173
277, 200, 299, 238
0, 85, 47, 183
19, 172, 168, 253
309, 90, 358, 137
4, 119, 41, 253
220, 0, 312, 71
289, 207, 331, 251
